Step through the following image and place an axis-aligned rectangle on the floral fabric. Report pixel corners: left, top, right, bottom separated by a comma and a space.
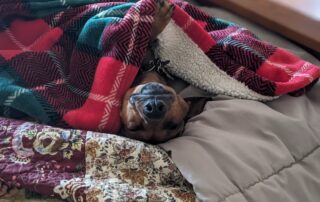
0, 117, 195, 201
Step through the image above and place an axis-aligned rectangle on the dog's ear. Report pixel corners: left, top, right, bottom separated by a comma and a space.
185, 97, 211, 121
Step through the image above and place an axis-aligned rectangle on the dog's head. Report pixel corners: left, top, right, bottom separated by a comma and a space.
120, 72, 189, 143
120, 0, 189, 143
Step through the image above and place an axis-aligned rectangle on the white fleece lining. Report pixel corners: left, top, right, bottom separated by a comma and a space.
156, 20, 277, 101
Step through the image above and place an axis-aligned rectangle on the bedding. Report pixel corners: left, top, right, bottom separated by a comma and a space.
1, 0, 320, 202
0, 0, 319, 135
161, 5, 320, 202
162, 82, 320, 202
0, 117, 196, 201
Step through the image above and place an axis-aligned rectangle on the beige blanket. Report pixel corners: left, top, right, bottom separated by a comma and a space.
161, 5, 320, 202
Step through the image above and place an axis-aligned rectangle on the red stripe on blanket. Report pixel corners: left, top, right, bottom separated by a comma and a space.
275, 65, 320, 95
1, 19, 51, 47
172, 5, 216, 52
257, 48, 320, 95
63, 57, 138, 133
0, 19, 63, 60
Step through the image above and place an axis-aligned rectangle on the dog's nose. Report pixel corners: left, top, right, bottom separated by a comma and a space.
141, 83, 167, 95
129, 82, 174, 119
143, 99, 167, 119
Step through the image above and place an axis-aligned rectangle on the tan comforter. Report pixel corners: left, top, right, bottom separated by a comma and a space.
161, 5, 320, 202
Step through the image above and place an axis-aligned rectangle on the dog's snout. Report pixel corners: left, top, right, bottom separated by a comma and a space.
129, 82, 175, 120
141, 83, 167, 95
143, 99, 167, 119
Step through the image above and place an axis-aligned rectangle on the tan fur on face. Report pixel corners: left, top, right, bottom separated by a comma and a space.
120, 72, 189, 143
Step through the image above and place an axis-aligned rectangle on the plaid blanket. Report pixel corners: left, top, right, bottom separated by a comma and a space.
0, 0, 319, 133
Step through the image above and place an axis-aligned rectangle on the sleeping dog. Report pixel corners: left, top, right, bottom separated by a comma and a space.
120, 0, 208, 143
121, 71, 190, 143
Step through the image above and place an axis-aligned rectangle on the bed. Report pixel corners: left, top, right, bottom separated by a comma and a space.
160, 2, 320, 201
1, 0, 320, 201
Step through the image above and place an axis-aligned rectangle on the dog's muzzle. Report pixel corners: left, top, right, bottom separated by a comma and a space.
129, 83, 174, 119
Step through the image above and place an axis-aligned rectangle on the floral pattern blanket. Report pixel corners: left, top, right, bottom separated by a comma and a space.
0, 117, 196, 201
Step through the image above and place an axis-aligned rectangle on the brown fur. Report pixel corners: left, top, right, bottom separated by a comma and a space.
120, 72, 189, 143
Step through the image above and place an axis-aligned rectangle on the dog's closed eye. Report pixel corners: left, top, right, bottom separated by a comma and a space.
163, 121, 179, 130
128, 123, 144, 131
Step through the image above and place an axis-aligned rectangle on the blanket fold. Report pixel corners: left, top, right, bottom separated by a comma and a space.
0, 0, 319, 133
